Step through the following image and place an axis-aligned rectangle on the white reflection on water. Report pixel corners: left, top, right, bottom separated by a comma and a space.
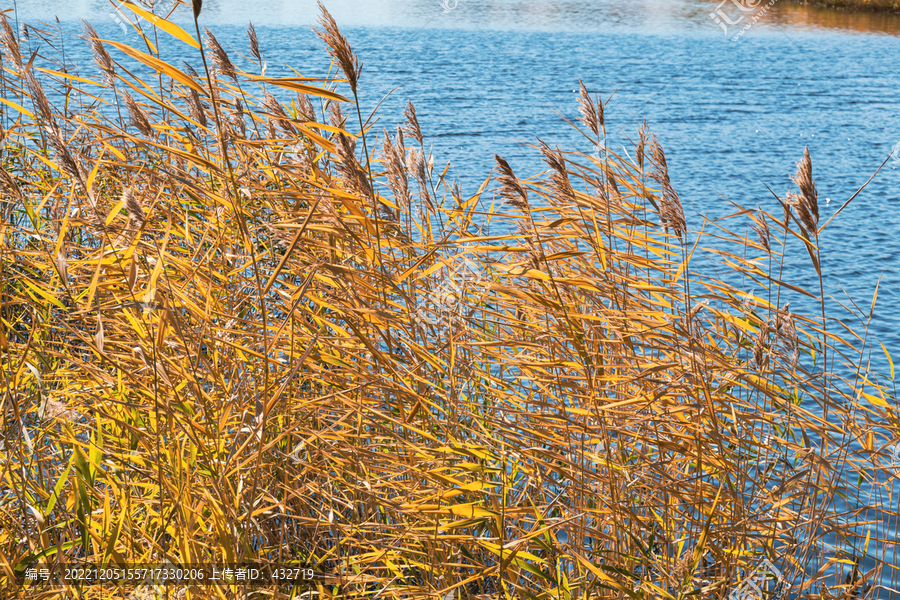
11, 0, 900, 34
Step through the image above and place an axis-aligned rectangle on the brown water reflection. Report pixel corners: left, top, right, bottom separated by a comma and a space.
702, 0, 900, 35
770, 1, 900, 35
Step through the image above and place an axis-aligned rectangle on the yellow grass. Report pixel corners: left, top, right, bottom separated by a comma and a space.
0, 4, 898, 599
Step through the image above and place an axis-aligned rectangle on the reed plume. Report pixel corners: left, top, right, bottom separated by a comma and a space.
775, 303, 799, 367
83, 21, 116, 87
45, 399, 80, 422
314, 1, 362, 94
752, 209, 772, 252
494, 154, 528, 209
334, 132, 373, 202
204, 28, 238, 83
404, 100, 423, 145
0, 15, 22, 73
124, 92, 154, 138
248, 22, 261, 63
44, 125, 84, 190
328, 101, 346, 129
753, 321, 770, 369
297, 93, 316, 122
382, 130, 411, 212
183, 61, 200, 78
637, 119, 648, 172
606, 164, 622, 206
231, 98, 246, 136
187, 88, 207, 127
649, 136, 686, 239
539, 140, 575, 204
496, 152, 540, 268
0, 168, 20, 202
408, 146, 433, 214
262, 92, 295, 135
782, 199, 792, 229
788, 146, 819, 237
122, 188, 143, 227
26, 72, 53, 123
577, 78, 603, 140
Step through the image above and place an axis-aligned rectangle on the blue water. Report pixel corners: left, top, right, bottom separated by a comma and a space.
10, 0, 900, 595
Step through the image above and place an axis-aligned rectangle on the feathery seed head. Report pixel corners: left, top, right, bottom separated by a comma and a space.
782, 198, 792, 229
752, 209, 772, 253
335, 132, 372, 201
0, 15, 22, 73
753, 322, 769, 369
188, 89, 207, 127
637, 120, 648, 172
790, 146, 819, 236
494, 154, 528, 210
204, 28, 237, 82
314, 1, 362, 94
396, 125, 405, 152
407, 147, 433, 216
606, 164, 622, 206
404, 101, 423, 145
382, 130, 411, 211
124, 92, 154, 138
539, 140, 574, 204
577, 79, 603, 139
328, 101, 345, 129
27, 73, 53, 124
123, 187, 146, 228
649, 136, 686, 240
776, 303, 799, 367
45, 399, 80, 422
182, 61, 200, 78
83, 21, 116, 87
297, 94, 315, 122
231, 98, 246, 135
262, 93, 295, 135
44, 125, 85, 189
248, 22, 261, 62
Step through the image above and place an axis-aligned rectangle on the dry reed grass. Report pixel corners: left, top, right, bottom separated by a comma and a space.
0, 5, 898, 600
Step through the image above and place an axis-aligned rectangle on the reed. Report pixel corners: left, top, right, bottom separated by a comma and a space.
0, 5, 897, 600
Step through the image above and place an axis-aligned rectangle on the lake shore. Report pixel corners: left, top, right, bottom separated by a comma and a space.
786, 0, 900, 12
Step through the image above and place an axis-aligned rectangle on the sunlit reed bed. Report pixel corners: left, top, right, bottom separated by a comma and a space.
0, 1, 898, 598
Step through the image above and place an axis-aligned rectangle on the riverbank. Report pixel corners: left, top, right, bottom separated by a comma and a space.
787, 0, 900, 12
